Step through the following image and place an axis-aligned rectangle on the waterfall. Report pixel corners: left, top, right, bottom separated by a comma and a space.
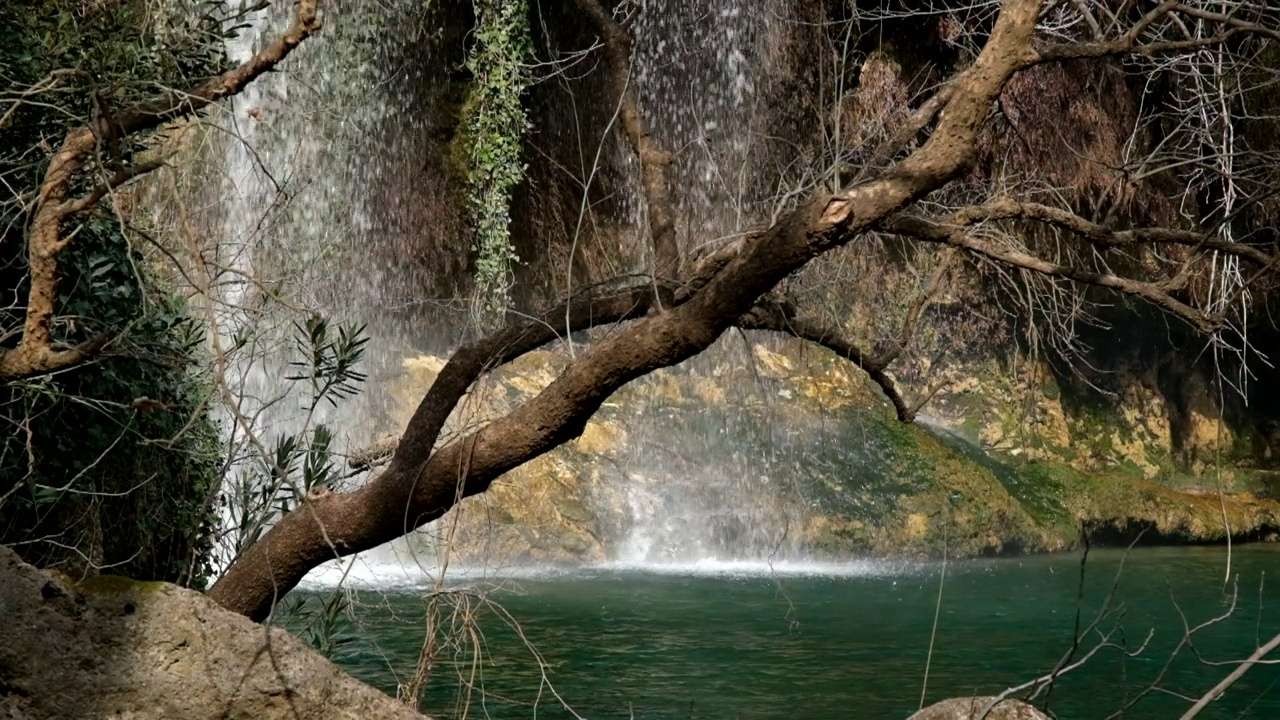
204, 0, 834, 582
612, 0, 806, 564
632, 0, 769, 245
207, 0, 449, 574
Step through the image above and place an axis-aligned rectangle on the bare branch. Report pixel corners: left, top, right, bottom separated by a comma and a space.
950, 198, 1277, 267
572, 0, 680, 291
1035, 1, 1280, 61
1178, 631, 1280, 720
886, 214, 1224, 334
62, 157, 169, 216
0, 69, 88, 130
100, 0, 321, 141
737, 301, 916, 422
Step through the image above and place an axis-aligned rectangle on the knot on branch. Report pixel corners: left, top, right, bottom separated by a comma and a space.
819, 196, 854, 227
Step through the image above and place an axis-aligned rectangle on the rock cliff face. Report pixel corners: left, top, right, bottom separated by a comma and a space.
0, 546, 427, 720
383, 335, 1280, 566
140, 0, 1279, 568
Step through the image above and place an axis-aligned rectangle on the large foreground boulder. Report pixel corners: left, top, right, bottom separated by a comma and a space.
0, 546, 426, 720
909, 697, 1051, 720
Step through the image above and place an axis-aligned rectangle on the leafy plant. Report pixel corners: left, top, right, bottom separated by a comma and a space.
0, 219, 223, 587
0, 0, 244, 585
220, 319, 370, 566
286, 315, 370, 409
276, 591, 357, 660
459, 0, 533, 321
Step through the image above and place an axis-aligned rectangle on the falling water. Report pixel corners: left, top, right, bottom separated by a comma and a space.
631, 0, 769, 245
215, 0, 438, 430
207, 0, 453, 572
205, 0, 836, 578
610, 0, 812, 564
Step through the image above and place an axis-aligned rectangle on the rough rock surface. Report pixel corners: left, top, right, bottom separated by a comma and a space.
0, 545, 426, 720
908, 697, 1051, 720
388, 343, 1280, 566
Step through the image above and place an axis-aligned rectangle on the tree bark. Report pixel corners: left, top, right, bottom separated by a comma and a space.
208, 0, 1045, 621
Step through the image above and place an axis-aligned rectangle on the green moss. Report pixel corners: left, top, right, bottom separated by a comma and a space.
77, 574, 167, 595
1040, 375, 1061, 401
446, 80, 480, 181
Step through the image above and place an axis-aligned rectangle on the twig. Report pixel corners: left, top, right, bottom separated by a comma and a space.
1178, 631, 1280, 720
920, 514, 949, 709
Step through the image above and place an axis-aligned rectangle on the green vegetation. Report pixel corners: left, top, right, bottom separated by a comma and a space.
459, 0, 532, 320
278, 592, 358, 660
0, 217, 224, 586
0, 0, 230, 586
225, 317, 369, 562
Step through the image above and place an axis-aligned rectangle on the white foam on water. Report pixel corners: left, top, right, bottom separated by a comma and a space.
593, 557, 921, 578
298, 553, 599, 591
297, 553, 928, 592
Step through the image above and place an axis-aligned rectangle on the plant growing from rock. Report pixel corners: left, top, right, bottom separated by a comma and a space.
460, 0, 533, 323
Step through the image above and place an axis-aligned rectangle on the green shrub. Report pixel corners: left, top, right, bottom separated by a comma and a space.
0, 0, 229, 586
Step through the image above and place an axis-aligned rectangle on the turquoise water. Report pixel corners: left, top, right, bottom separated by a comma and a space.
297, 546, 1280, 719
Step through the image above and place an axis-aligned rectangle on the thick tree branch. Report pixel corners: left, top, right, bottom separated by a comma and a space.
863, 86, 956, 177
209, 0, 1045, 621
738, 250, 955, 424
345, 240, 786, 473
101, 0, 321, 141
360, 280, 923, 471
0, 334, 111, 381
357, 265, 942, 472
0, 0, 321, 382
389, 282, 656, 475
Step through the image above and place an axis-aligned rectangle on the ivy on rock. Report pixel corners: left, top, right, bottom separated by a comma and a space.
460, 0, 533, 322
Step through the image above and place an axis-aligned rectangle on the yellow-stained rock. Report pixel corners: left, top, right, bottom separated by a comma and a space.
688, 375, 727, 405
379, 339, 1280, 566
904, 512, 929, 539
751, 344, 795, 380
575, 420, 624, 456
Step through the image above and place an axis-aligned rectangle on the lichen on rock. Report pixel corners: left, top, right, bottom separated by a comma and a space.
908, 697, 1050, 720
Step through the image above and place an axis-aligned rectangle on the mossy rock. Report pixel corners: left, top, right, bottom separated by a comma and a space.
387, 340, 1280, 564
77, 574, 168, 596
